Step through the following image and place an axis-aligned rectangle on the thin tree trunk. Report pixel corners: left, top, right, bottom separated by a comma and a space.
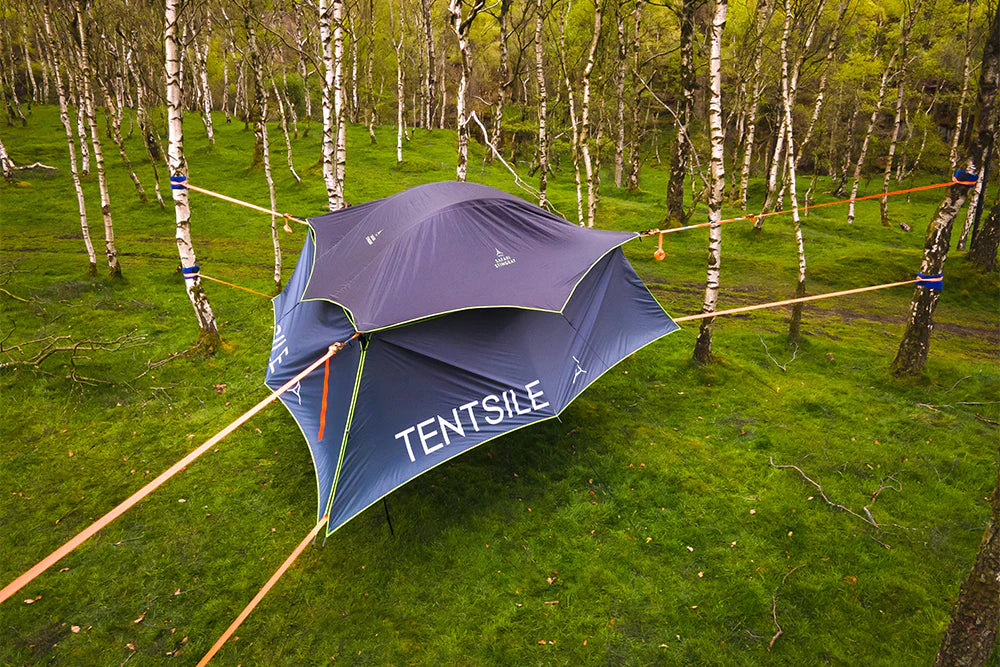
366, 0, 377, 144
534, 0, 549, 207
880, 0, 922, 227
796, 0, 846, 170
43, 0, 96, 274
627, 0, 644, 192
778, 0, 807, 339
22, 23, 38, 105
847, 50, 898, 225
319, 0, 338, 208
736, 0, 774, 209
165, 0, 220, 352
558, 0, 585, 226
967, 200, 1000, 272
37, 31, 52, 103
194, 23, 215, 146
350, 14, 359, 123
448, 0, 485, 182
950, 0, 975, 172
489, 0, 512, 164
75, 0, 120, 279
580, 0, 602, 228
392, 0, 405, 163
422, 0, 436, 130
272, 79, 301, 183
98, 77, 146, 203
332, 0, 347, 207
692, 0, 728, 364
667, 0, 695, 225
892, 6, 997, 376
65, 68, 90, 175
222, 46, 232, 124
613, 3, 626, 188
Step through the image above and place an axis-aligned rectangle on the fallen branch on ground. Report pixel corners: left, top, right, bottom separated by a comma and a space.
769, 565, 803, 651
769, 457, 879, 528
759, 334, 798, 372
1, 330, 148, 385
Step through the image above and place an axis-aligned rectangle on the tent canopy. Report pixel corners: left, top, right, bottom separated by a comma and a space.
266, 182, 677, 534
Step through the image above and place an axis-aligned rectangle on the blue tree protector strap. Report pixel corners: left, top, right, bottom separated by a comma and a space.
953, 169, 978, 184
170, 175, 188, 190
182, 264, 201, 280
917, 272, 944, 291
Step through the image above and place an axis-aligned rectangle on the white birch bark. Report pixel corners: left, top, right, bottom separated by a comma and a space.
736, 0, 772, 208
422, 0, 437, 129
0, 135, 13, 179
847, 49, 897, 225
692, 0, 727, 364
222, 47, 231, 124
97, 76, 146, 203
37, 31, 52, 103
165, 0, 220, 349
448, 0, 485, 182
778, 0, 806, 339
626, 0, 643, 191
580, 0, 602, 228
391, 0, 405, 163
950, 0, 974, 171
22, 22, 38, 105
880, 0, 922, 227
272, 80, 301, 183
535, 0, 548, 207
795, 0, 846, 170
490, 0, 512, 162
332, 0, 347, 207
558, 0, 585, 225
194, 23, 215, 146
319, 0, 338, 208
350, 14, 359, 123
75, 0, 119, 278
43, 0, 95, 272
65, 68, 90, 175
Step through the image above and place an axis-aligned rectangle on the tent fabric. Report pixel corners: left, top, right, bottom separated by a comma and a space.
266, 183, 678, 535
302, 181, 638, 332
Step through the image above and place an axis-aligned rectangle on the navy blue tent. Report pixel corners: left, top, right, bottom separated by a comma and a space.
265, 182, 678, 534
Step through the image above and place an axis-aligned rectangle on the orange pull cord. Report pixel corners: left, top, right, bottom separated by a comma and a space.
317, 356, 331, 441
654, 232, 666, 261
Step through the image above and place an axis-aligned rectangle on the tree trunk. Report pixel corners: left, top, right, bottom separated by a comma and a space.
968, 201, 1000, 273
43, 1, 96, 274
627, 0, 644, 192
332, 0, 347, 207
847, 50, 898, 225
272, 80, 301, 183
579, 0, 602, 228
778, 0, 807, 340
667, 0, 695, 226
558, 0, 585, 226
392, 0, 405, 163
448, 0, 485, 182
950, 0, 975, 172
319, 0, 338, 208
489, 0, 512, 164
422, 0, 436, 130
796, 0, 846, 170
613, 3, 626, 188
222, 47, 232, 124
959, 133, 993, 249
880, 0, 922, 227
692, 0, 728, 364
75, 0, 120, 279
165, 0, 221, 353
934, 453, 1000, 667
892, 5, 997, 376
350, 14, 359, 123
65, 68, 90, 176
97, 76, 146, 203
194, 23, 215, 146
534, 0, 549, 207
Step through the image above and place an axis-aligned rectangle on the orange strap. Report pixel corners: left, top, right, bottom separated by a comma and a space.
184, 182, 309, 230
317, 356, 331, 440
643, 179, 976, 249
197, 273, 273, 299
673, 278, 922, 323
197, 515, 329, 666
0, 340, 354, 606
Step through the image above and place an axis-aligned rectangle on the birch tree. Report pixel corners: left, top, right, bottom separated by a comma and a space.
613, 1, 626, 189
391, 0, 405, 163
846, 49, 898, 225
534, 0, 549, 207
449, 0, 486, 182
165, 0, 221, 352
579, 0, 602, 228
891, 5, 997, 377
557, 0, 585, 225
43, 0, 96, 274
692, 0, 727, 364
319, 0, 338, 207
489, 0, 512, 162
880, 0, 923, 227
666, 0, 696, 226
950, 0, 976, 172
332, 0, 347, 206
421, 0, 437, 129
75, 0, 120, 279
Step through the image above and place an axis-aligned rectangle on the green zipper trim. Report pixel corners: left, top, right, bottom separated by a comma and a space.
323, 344, 367, 519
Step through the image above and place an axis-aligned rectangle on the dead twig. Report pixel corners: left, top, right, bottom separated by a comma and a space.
0, 287, 28, 302
134, 350, 188, 380
870, 475, 902, 504
976, 414, 1000, 427
769, 565, 803, 651
769, 457, 879, 528
758, 334, 798, 372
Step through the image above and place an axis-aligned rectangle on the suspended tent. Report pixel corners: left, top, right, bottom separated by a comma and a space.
266, 182, 678, 533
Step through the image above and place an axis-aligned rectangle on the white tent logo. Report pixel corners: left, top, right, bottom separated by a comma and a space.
366, 229, 383, 246
572, 356, 587, 384
494, 247, 516, 268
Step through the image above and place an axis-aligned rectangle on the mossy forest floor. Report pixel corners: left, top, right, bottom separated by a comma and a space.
1, 107, 998, 665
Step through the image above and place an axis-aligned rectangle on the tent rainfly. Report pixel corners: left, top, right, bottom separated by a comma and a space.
266, 182, 678, 534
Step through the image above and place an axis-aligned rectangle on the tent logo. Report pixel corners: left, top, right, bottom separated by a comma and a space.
572, 356, 587, 384
366, 230, 383, 246
494, 247, 516, 269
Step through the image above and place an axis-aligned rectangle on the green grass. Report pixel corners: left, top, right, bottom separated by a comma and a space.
1, 105, 998, 665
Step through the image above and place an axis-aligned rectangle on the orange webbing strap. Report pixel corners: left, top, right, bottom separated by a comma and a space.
642, 180, 976, 257
317, 356, 331, 440
672, 278, 922, 323
183, 182, 309, 232
197, 515, 329, 666
0, 341, 353, 606
197, 273, 273, 299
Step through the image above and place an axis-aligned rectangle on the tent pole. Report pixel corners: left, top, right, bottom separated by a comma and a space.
383, 498, 395, 535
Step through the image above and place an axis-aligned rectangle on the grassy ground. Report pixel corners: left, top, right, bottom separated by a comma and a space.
1, 105, 998, 666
